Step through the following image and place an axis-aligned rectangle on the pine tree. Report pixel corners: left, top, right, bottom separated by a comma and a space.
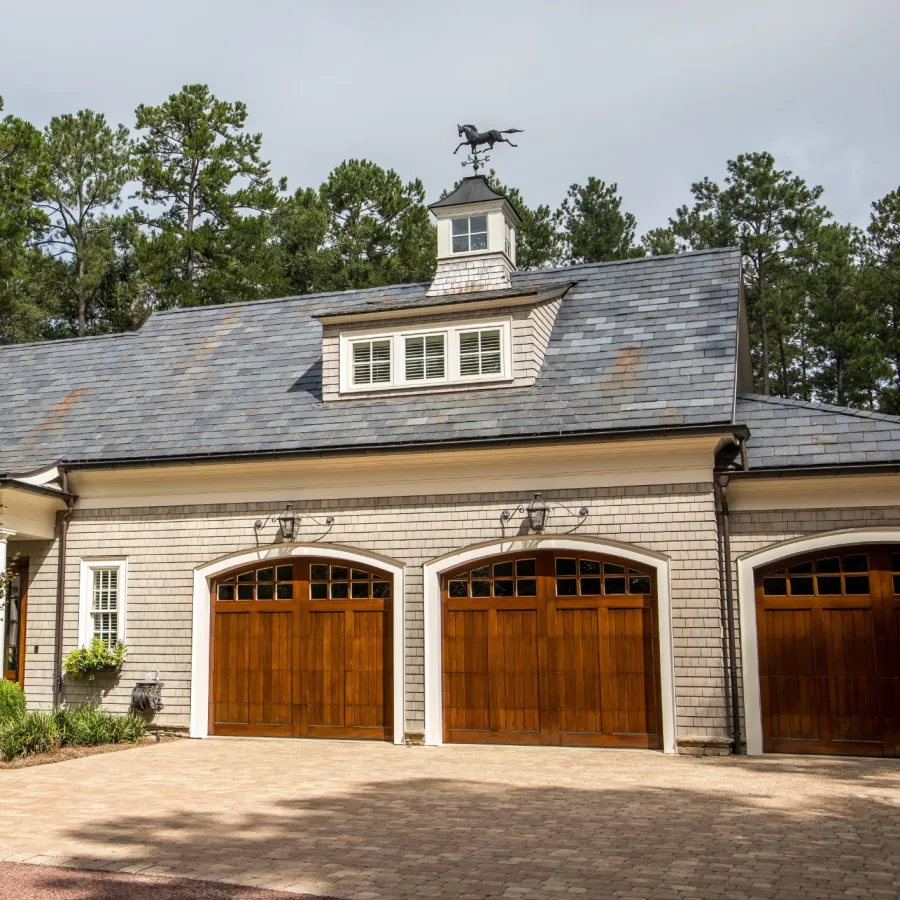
559, 178, 643, 263
132, 84, 284, 307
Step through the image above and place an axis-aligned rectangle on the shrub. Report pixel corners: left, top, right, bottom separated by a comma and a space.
1, 703, 147, 760
63, 639, 127, 680
0, 679, 26, 722
1, 710, 58, 759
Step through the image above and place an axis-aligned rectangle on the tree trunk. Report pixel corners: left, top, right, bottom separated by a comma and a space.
77, 254, 86, 338
836, 353, 844, 406
758, 253, 769, 395
778, 330, 790, 398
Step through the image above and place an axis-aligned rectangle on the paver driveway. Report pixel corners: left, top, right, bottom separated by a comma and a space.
2, 738, 899, 900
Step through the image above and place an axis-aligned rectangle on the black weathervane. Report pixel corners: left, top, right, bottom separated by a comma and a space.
454, 124, 524, 173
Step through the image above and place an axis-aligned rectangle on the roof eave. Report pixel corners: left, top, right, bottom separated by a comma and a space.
58, 422, 749, 473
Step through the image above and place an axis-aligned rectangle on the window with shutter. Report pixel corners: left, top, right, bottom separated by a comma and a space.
91, 568, 120, 646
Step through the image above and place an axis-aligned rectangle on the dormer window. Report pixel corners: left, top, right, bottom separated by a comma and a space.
352, 339, 391, 385
405, 334, 446, 381
460, 328, 502, 376
341, 320, 511, 393
452, 215, 488, 253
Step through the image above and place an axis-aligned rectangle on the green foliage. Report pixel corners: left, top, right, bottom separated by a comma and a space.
0, 679, 26, 722
0, 710, 57, 759
671, 151, 831, 396
133, 84, 285, 308
63, 639, 127, 680
37, 110, 133, 337
559, 177, 644, 263
641, 227, 678, 257
0, 702, 146, 760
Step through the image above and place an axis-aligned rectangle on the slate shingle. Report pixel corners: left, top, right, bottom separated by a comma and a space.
0, 249, 744, 472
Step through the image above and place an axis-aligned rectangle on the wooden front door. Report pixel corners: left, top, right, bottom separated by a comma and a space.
442, 551, 661, 748
756, 545, 900, 757
3, 558, 27, 687
210, 558, 392, 740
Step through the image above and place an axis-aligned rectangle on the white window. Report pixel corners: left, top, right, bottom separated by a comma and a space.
452, 215, 488, 253
352, 339, 391, 386
78, 559, 127, 648
405, 334, 445, 381
340, 320, 511, 393
459, 328, 502, 376
504, 222, 513, 258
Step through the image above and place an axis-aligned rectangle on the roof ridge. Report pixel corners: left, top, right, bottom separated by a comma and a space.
0, 330, 138, 353
737, 392, 900, 424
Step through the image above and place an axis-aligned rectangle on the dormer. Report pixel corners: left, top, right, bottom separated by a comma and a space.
426, 176, 521, 297
315, 284, 571, 402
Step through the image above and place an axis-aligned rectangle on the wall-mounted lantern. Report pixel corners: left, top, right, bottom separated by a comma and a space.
254, 504, 335, 545
500, 494, 588, 533
277, 503, 299, 541
526, 492, 549, 532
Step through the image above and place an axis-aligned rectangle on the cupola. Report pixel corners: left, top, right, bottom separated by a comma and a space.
426, 175, 521, 296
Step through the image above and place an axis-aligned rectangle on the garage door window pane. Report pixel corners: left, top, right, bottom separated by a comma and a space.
845, 575, 870, 594
516, 579, 537, 596
763, 577, 787, 595
790, 577, 814, 595
817, 576, 842, 595
843, 554, 868, 573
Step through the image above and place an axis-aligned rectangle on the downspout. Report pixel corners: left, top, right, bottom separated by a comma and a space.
53, 470, 74, 707
715, 471, 742, 755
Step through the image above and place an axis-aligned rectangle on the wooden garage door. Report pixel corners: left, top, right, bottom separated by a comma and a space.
211, 558, 392, 740
442, 551, 661, 748
756, 546, 900, 757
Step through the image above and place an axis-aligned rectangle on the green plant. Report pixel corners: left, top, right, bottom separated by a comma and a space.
0, 679, 26, 722
63, 639, 127, 680
2, 703, 148, 760
1, 710, 58, 759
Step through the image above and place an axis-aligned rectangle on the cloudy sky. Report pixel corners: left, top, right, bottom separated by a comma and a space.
2, 0, 897, 235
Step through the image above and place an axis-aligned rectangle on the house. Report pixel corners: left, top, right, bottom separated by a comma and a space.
2, 174, 899, 757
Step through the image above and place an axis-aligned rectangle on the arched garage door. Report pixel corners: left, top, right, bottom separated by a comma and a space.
210, 558, 392, 739
755, 545, 900, 757
441, 550, 662, 748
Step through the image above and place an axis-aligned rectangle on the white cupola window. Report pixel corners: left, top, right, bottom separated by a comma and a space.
452, 215, 488, 253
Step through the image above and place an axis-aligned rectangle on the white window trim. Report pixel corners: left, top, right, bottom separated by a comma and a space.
78, 558, 128, 648
451, 215, 489, 254
340, 319, 513, 394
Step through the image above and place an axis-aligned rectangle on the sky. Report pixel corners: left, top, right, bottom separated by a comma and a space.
2, 0, 898, 235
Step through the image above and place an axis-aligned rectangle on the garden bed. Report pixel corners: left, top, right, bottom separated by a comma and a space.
0, 732, 180, 769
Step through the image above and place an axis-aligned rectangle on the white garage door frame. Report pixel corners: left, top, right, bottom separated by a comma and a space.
422, 534, 677, 753
191, 542, 406, 743
736, 526, 900, 756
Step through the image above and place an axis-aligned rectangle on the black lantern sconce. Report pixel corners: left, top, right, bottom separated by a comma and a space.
501, 493, 588, 533
277, 503, 299, 541
526, 492, 549, 532
254, 503, 335, 545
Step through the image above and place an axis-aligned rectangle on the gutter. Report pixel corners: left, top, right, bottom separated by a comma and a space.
52, 470, 75, 706
729, 462, 900, 479
60, 422, 751, 473
714, 471, 742, 755
0, 478, 76, 503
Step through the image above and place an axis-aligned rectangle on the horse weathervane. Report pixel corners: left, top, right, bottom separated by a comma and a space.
454, 124, 524, 173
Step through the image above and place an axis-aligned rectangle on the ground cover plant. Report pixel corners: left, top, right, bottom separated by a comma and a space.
0, 688, 146, 761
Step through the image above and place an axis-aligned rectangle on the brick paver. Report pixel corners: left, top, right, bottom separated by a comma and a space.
2, 739, 899, 900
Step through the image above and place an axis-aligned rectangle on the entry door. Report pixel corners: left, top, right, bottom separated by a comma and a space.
756, 546, 900, 757
210, 558, 392, 740
442, 551, 662, 748
3, 559, 27, 686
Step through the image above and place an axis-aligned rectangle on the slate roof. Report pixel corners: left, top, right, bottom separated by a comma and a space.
736, 393, 900, 469
0, 248, 743, 473
314, 283, 574, 320
428, 175, 507, 209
